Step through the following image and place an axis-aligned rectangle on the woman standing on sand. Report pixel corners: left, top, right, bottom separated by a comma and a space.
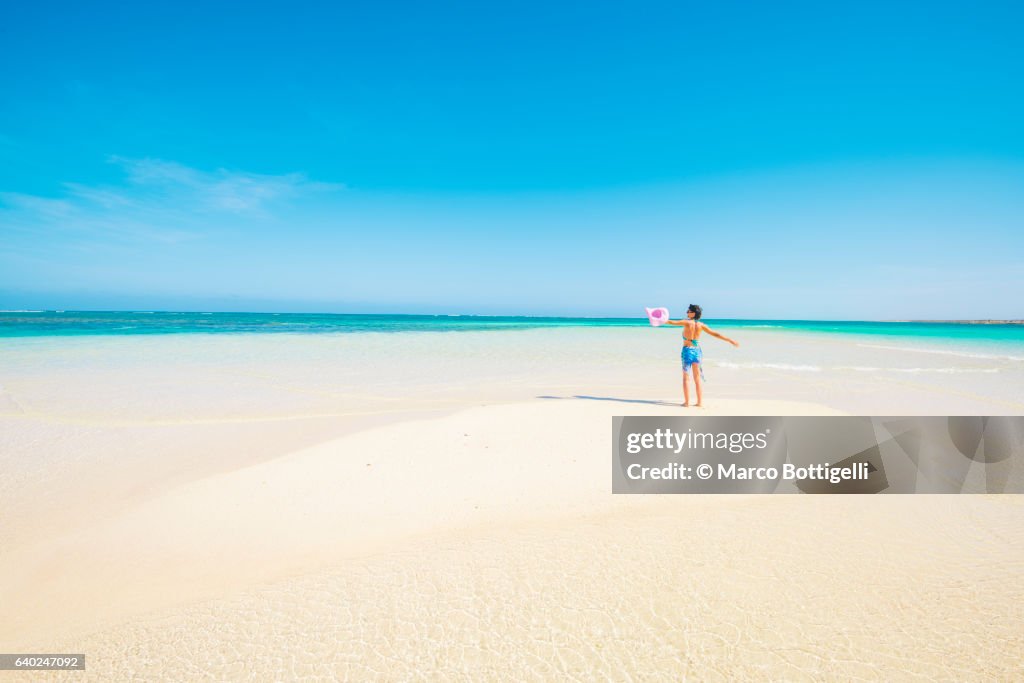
665, 304, 740, 408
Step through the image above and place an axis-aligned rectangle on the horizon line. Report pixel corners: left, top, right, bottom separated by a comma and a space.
2, 310, 1022, 324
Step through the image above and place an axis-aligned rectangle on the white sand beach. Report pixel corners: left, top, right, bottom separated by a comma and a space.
2, 328, 1023, 680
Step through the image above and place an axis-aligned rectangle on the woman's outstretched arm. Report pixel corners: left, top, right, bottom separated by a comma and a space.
701, 323, 740, 347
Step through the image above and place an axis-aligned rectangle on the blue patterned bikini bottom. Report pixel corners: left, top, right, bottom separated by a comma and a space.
681, 342, 705, 380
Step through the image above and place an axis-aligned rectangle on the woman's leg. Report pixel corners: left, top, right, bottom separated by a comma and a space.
692, 363, 703, 406
682, 370, 690, 407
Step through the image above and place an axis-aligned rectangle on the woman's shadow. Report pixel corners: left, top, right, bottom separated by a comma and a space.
537, 394, 679, 407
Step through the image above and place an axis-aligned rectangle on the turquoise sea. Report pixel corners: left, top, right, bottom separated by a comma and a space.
2, 310, 1023, 347
2, 310, 1022, 413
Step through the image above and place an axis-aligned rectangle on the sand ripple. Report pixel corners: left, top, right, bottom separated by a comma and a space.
24, 496, 1024, 682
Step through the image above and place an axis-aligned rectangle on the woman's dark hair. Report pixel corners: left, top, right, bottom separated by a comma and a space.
687, 304, 702, 320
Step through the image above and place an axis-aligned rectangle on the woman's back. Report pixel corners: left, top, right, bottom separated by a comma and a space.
683, 320, 701, 346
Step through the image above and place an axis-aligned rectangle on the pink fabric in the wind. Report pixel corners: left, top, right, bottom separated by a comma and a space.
645, 307, 669, 327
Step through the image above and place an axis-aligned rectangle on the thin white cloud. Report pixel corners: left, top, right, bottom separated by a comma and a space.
0, 157, 344, 249
109, 156, 343, 215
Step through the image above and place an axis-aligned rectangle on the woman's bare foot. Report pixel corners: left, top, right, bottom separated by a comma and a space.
682, 402, 690, 408
694, 403, 704, 408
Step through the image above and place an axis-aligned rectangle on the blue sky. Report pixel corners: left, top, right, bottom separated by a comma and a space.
1, 0, 1022, 318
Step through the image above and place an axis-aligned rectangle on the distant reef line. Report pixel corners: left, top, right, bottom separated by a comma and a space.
907, 320, 1024, 325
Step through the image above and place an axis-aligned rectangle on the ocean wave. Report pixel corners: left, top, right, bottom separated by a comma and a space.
716, 361, 1000, 374
856, 343, 1024, 362
716, 362, 822, 372
840, 366, 1000, 374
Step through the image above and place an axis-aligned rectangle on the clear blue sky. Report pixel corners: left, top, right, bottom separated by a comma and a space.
1, 0, 1022, 318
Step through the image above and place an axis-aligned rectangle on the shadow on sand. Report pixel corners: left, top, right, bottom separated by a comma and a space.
537, 395, 680, 407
